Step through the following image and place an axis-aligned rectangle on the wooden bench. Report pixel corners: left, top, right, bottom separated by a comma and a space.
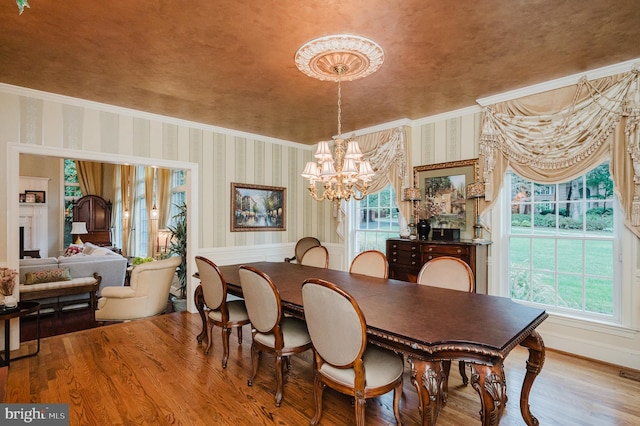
19, 273, 102, 312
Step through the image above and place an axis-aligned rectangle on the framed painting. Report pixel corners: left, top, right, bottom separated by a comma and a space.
413, 159, 479, 239
231, 183, 286, 231
25, 190, 46, 203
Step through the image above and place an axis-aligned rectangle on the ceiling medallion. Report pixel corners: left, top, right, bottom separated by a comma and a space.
294, 34, 384, 82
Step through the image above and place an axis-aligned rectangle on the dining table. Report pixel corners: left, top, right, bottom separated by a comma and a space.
194, 261, 547, 426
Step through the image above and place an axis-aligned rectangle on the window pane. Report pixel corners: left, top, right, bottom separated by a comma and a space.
557, 239, 582, 274
585, 277, 614, 315
532, 272, 555, 305
353, 185, 399, 255
585, 240, 613, 277
509, 237, 530, 268
531, 239, 555, 271
509, 268, 531, 300
557, 273, 583, 309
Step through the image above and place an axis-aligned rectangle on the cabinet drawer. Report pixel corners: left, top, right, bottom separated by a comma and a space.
387, 240, 420, 267
421, 244, 470, 263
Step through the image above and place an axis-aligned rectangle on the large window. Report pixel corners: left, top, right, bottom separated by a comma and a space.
63, 159, 82, 247
507, 162, 619, 321
351, 185, 400, 256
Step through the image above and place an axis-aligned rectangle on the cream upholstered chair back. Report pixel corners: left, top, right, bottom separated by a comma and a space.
417, 256, 474, 292
302, 278, 404, 425
239, 265, 312, 407
300, 245, 329, 268
239, 265, 281, 334
302, 279, 366, 367
96, 255, 181, 321
285, 237, 321, 263
349, 250, 389, 279
195, 256, 226, 310
130, 255, 182, 312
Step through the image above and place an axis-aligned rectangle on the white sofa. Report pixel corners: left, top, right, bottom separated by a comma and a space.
19, 243, 128, 310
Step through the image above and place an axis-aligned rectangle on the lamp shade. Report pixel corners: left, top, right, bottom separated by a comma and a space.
403, 187, 422, 201
70, 222, 88, 235
466, 181, 486, 199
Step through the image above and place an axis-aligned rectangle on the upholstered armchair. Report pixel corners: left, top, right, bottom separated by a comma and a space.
95, 256, 181, 322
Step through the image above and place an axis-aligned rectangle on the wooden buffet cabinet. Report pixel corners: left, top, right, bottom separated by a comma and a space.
386, 238, 490, 293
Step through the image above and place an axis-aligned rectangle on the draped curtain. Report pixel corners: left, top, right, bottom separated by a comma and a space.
119, 164, 136, 257
336, 126, 411, 238
156, 168, 172, 229
479, 67, 640, 237
145, 167, 155, 257
75, 160, 102, 195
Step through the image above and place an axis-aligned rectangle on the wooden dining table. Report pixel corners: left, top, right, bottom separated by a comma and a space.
194, 261, 547, 426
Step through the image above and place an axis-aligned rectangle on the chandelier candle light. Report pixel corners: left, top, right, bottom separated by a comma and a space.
297, 35, 384, 201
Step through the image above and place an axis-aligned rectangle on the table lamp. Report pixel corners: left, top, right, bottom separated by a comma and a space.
403, 187, 422, 224
466, 181, 485, 242
70, 221, 88, 245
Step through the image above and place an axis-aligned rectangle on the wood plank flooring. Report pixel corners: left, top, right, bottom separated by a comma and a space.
6, 312, 640, 425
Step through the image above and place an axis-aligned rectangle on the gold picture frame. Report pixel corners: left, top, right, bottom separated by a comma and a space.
231, 182, 286, 231
413, 159, 479, 240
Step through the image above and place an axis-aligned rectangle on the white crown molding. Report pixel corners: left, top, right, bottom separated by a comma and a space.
411, 105, 482, 126
0, 82, 308, 150
477, 57, 640, 106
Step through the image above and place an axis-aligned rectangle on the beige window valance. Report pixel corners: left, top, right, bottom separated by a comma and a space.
335, 126, 410, 239
479, 66, 640, 237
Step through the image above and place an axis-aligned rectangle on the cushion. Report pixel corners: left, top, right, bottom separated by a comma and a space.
89, 247, 112, 256
19, 257, 58, 267
64, 244, 84, 257
24, 268, 72, 285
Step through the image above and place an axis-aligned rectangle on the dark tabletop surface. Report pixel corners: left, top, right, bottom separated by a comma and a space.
218, 262, 547, 355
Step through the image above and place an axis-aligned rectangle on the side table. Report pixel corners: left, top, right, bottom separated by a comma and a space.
0, 301, 40, 367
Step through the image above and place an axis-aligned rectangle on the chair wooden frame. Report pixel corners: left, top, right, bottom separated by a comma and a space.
349, 250, 389, 279
239, 265, 312, 407
299, 245, 329, 268
417, 255, 475, 392
302, 278, 403, 426
284, 236, 321, 263
195, 256, 250, 368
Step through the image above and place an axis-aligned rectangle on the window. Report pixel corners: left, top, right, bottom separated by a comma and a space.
350, 185, 399, 256
507, 162, 619, 321
63, 159, 82, 247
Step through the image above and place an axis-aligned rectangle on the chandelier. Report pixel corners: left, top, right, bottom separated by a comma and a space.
296, 35, 384, 201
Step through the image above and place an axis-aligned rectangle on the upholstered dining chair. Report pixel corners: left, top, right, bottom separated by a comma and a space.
301, 278, 404, 426
195, 256, 251, 368
299, 245, 329, 268
284, 236, 321, 263
95, 256, 181, 322
238, 265, 312, 407
417, 256, 474, 387
349, 250, 389, 279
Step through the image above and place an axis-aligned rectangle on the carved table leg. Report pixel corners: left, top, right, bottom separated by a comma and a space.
470, 362, 507, 426
519, 330, 546, 426
408, 357, 445, 426
194, 285, 207, 344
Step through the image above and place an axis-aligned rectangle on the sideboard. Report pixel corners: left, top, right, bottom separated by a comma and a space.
386, 238, 490, 293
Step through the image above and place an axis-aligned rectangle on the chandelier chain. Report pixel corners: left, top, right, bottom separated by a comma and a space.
337, 67, 342, 137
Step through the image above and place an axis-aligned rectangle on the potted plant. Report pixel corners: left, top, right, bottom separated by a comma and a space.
167, 201, 187, 310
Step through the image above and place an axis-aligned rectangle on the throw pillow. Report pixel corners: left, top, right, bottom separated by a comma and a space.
89, 247, 111, 256
64, 244, 84, 257
24, 268, 72, 285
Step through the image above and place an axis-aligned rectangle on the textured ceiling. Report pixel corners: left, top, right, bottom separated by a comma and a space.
1, 1, 640, 144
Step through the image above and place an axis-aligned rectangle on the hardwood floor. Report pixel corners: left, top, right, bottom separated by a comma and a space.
6, 312, 640, 425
